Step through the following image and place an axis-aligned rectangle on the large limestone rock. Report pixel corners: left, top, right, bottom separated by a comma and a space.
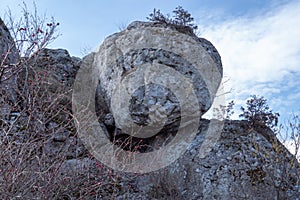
80, 21, 223, 151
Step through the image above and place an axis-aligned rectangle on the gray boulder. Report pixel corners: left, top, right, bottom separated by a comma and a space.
80, 21, 223, 151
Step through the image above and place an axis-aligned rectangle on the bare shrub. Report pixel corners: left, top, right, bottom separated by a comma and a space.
0, 2, 137, 199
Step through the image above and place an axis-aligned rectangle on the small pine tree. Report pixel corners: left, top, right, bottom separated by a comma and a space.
172, 6, 198, 31
239, 95, 280, 129
147, 8, 169, 24
147, 6, 198, 34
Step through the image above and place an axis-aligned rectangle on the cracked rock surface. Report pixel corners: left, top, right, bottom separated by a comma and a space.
84, 21, 224, 151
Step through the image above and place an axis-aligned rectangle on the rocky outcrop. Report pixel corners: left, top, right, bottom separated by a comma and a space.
130, 119, 300, 199
39, 119, 300, 199
71, 21, 299, 199
0, 17, 299, 199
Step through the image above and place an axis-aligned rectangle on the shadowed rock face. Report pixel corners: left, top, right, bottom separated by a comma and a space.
0, 18, 19, 65
0, 17, 19, 120
16, 48, 83, 157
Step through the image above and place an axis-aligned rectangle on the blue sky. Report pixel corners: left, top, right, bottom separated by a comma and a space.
1, 0, 290, 57
1, 1, 299, 127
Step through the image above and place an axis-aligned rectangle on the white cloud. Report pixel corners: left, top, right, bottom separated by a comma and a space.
199, 0, 300, 119
200, 1, 300, 82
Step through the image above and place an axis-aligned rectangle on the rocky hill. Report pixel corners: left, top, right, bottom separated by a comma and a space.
0, 18, 299, 199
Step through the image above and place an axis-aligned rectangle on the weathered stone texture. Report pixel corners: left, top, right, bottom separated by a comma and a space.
85, 21, 223, 151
